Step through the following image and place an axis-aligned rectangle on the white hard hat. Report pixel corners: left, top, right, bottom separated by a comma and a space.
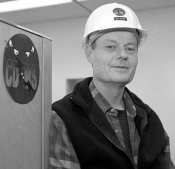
82, 3, 148, 47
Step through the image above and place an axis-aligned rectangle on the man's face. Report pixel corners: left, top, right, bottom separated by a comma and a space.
86, 31, 138, 85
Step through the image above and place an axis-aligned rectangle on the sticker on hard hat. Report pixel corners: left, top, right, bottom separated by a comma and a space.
113, 8, 125, 16
3, 34, 40, 104
114, 17, 127, 21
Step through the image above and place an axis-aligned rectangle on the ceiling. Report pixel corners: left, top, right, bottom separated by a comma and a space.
0, 0, 175, 25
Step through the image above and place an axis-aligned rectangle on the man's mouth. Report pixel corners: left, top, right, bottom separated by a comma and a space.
112, 65, 129, 69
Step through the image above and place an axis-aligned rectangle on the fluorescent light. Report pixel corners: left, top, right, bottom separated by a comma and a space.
0, 0, 72, 13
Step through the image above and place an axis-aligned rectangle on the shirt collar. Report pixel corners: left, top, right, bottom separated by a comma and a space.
89, 80, 136, 117
89, 80, 111, 113
123, 91, 136, 117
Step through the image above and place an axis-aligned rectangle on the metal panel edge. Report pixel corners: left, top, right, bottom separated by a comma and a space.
41, 37, 52, 169
0, 17, 52, 40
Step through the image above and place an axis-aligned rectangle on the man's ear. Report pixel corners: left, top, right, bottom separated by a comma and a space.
85, 45, 93, 64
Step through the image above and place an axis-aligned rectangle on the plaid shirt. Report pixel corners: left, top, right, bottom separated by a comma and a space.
49, 81, 175, 169
90, 81, 140, 167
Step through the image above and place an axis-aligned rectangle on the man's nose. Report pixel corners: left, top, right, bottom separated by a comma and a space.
117, 46, 128, 60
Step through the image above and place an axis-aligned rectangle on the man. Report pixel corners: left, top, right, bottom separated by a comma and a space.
50, 3, 175, 169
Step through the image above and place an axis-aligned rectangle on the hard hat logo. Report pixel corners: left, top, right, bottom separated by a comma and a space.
113, 8, 125, 16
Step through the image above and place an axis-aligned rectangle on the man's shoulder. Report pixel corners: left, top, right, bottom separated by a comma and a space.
53, 77, 93, 112
126, 88, 162, 119
126, 88, 164, 125
52, 93, 72, 110
125, 88, 150, 111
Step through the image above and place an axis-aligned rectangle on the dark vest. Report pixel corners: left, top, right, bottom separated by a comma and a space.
53, 77, 167, 169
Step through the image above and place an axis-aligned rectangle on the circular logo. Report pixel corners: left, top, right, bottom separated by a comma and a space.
113, 8, 125, 16
3, 34, 40, 104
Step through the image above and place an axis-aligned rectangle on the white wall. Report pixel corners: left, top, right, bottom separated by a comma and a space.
25, 17, 90, 101
130, 7, 175, 162
24, 6, 175, 163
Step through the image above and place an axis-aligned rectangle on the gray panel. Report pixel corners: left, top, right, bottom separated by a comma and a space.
0, 20, 52, 169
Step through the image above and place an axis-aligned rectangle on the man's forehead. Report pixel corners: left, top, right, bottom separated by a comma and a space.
97, 31, 138, 43
89, 29, 139, 46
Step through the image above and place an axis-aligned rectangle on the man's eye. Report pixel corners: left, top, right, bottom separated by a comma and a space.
128, 47, 135, 51
126, 47, 137, 53
105, 45, 116, 49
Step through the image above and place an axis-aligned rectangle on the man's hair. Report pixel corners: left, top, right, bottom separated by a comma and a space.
91, 40, 97, 50
89, 29, 140, 50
